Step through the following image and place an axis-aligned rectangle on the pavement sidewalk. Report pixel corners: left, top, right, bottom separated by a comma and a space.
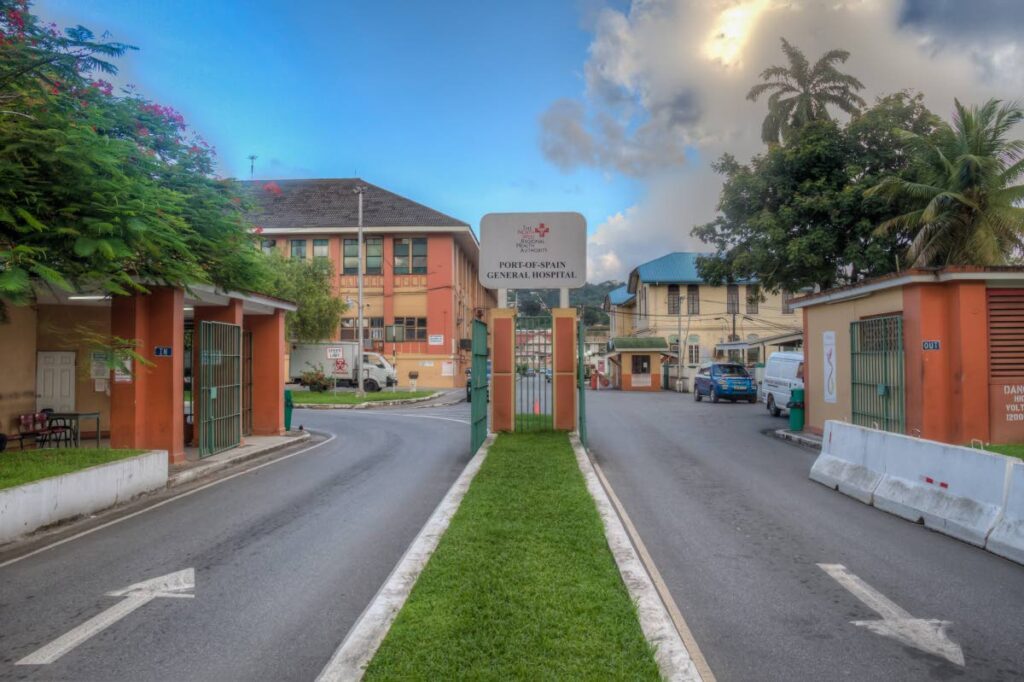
168, 430, 312, 487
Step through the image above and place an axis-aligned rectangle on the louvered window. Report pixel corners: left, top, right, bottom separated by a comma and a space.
988, 289, 1024, 380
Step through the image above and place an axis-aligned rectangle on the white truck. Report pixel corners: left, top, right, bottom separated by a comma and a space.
289, 343, 397, 392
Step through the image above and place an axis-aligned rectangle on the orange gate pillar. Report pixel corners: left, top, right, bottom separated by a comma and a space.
551, 308, 578, 431
490, 308, 515, 432
245, 309, 286, 436
109, 287, 185, 463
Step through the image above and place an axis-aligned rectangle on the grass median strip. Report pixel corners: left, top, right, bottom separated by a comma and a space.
290, 390, 436, 405
0, 448, 145, 490
364, 432, 660, 680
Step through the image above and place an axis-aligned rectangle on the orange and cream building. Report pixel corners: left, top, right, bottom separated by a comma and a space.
248, 179, 496, 388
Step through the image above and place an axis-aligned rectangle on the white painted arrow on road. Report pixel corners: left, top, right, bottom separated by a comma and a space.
17, 568, 195, 666
818, 563, 964, 666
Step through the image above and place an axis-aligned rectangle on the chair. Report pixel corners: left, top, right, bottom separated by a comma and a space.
18, 413, 52, 449
40, 409, 74, 448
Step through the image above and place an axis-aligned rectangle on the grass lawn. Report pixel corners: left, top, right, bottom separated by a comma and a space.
0, 448, 145, 490
987, 444, 1024, 461
514, 412, 559, 432
364, 432, 660, 681
290, 390, 437, 405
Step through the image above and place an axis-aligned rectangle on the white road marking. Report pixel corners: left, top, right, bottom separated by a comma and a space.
334, 411, 470, 424
17, 569, 195, 665
818, 563, 965, 666
0, 434, 336, 569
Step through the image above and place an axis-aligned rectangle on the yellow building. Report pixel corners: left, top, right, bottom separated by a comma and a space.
605, 252, 802, 389
249, 179, 496, 388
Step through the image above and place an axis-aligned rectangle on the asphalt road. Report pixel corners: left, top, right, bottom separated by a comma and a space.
0, 405, 471, 681
587, 390, 1024, 681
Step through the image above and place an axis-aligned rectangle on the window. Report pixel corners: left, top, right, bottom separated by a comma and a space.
782, 290, 795, 314
394, 237, 428, 275
746, 346, 760, 364
746, 285, 759, 314
396, 316, 427, 341
668, 285, 680, 315
260, 239, 277, 255
687, 285, 700, 315
687, 344, 700, 364
312, 239, 329, 259
340, 317, 384, 341
727, 284, 739, 314
631, 354, 650, 375
290, 239, 307, 259
343, 239, 358, 274
365, 237, 382, 274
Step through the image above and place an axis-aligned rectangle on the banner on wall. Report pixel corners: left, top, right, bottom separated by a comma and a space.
823, 331, 837, 404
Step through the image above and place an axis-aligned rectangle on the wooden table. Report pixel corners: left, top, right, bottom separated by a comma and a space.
49, 412, 101, 448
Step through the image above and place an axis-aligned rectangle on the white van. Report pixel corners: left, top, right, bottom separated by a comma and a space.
762, 351, 804, 417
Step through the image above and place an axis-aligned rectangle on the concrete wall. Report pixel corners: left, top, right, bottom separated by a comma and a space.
803, 288, 903, 434
0, 449, 167, 545
0, 305, 38, 438
35, 305, 113, 433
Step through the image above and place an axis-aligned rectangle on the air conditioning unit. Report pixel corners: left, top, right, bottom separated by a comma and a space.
459, 338, 472, 351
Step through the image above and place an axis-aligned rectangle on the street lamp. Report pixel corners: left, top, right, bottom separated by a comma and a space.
354, 184, 367, 397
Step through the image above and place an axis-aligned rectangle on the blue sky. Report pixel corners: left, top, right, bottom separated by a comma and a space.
35, 0, 640, 241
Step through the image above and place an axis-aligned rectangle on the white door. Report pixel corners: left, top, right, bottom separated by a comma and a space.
36, 352, 76, 412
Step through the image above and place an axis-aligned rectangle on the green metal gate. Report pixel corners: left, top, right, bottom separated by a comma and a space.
515, 315, 553, 432
198, 320, 242, 457
850, 315, 905, 433
470, 319, 488, 453
578, 318, 587, 445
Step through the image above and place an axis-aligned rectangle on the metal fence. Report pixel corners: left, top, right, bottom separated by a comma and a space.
850, 315, 905, 433
470, 319, 488, 453
514, 315, 553, 432
198, 321, 242, 457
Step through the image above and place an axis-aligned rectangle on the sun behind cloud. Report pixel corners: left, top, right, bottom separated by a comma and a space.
703, 0, 771, 67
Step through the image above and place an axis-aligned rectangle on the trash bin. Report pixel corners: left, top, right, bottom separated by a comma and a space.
284, 389, 294, 431
788, 388, 805, 432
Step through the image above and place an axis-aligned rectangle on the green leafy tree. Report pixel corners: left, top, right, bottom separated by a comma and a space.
867, 98, 1024, 266
0, 0, 268, 318
747, 38, 866, 145
263, 254, 346, 342
695, 92, 940, 292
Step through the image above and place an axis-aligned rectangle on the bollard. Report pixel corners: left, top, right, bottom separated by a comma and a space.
788, 388, 805, 431
284, 389, 294, 431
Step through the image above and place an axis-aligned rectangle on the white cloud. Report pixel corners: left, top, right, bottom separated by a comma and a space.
547, 0, 1022, 282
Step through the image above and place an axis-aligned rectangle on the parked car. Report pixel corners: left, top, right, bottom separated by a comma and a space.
762, 351, 804, 417
693, 362, 758, 403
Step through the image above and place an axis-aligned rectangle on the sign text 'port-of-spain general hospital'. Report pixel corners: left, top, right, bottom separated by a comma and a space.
479, 212, 586, 289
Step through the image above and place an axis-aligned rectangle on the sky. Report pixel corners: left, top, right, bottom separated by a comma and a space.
34, 0, 1024, 283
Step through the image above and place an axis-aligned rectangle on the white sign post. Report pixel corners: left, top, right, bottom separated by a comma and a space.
479, 212, 586, 290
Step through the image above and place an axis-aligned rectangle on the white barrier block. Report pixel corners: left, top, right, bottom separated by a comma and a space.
987, 462, 1024, 564
809, 421, 886, 504
872, 435, 1010, 547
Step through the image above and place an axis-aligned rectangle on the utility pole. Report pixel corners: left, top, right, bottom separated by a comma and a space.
247, 154, 257, 179
354, 185, 366, 397
676, 294, 683, 392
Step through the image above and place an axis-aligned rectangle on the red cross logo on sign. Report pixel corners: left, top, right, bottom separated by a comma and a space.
534, 223, 550, 238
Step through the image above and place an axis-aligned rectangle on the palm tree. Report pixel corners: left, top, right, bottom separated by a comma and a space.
747, 38, 866, 145
868, 99, 1024, 267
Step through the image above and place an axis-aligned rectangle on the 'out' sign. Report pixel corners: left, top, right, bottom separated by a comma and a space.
479, 212, 586, 289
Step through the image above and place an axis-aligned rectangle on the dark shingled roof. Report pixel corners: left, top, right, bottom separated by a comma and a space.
243, 178, 469, 229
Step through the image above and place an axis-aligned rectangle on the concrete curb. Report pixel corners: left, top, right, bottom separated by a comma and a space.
293, 392, 442, 410
569, 433, 704, 682
315, 433, 495, 681
167, 431, 312, 488
773, 428, 822, 449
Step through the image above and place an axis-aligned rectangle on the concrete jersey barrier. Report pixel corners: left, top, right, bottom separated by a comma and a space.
870, 432, 1010, 547
987, 462, 1024, 564
809, 421, 887, 503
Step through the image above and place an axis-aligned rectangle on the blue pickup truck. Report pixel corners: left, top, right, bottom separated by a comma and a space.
693, 362, 758, 403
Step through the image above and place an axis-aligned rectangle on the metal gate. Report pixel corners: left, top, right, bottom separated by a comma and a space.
850, 315, 905, 433
198, 321, 242, 457
242, 330, 253, 437
515, 315, 553, 432
578, 318, 587, 445
470, 319, 488, 453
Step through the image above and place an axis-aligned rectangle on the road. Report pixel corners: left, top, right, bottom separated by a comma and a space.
587, 390, 1024, 681
0, 405, 471, 681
